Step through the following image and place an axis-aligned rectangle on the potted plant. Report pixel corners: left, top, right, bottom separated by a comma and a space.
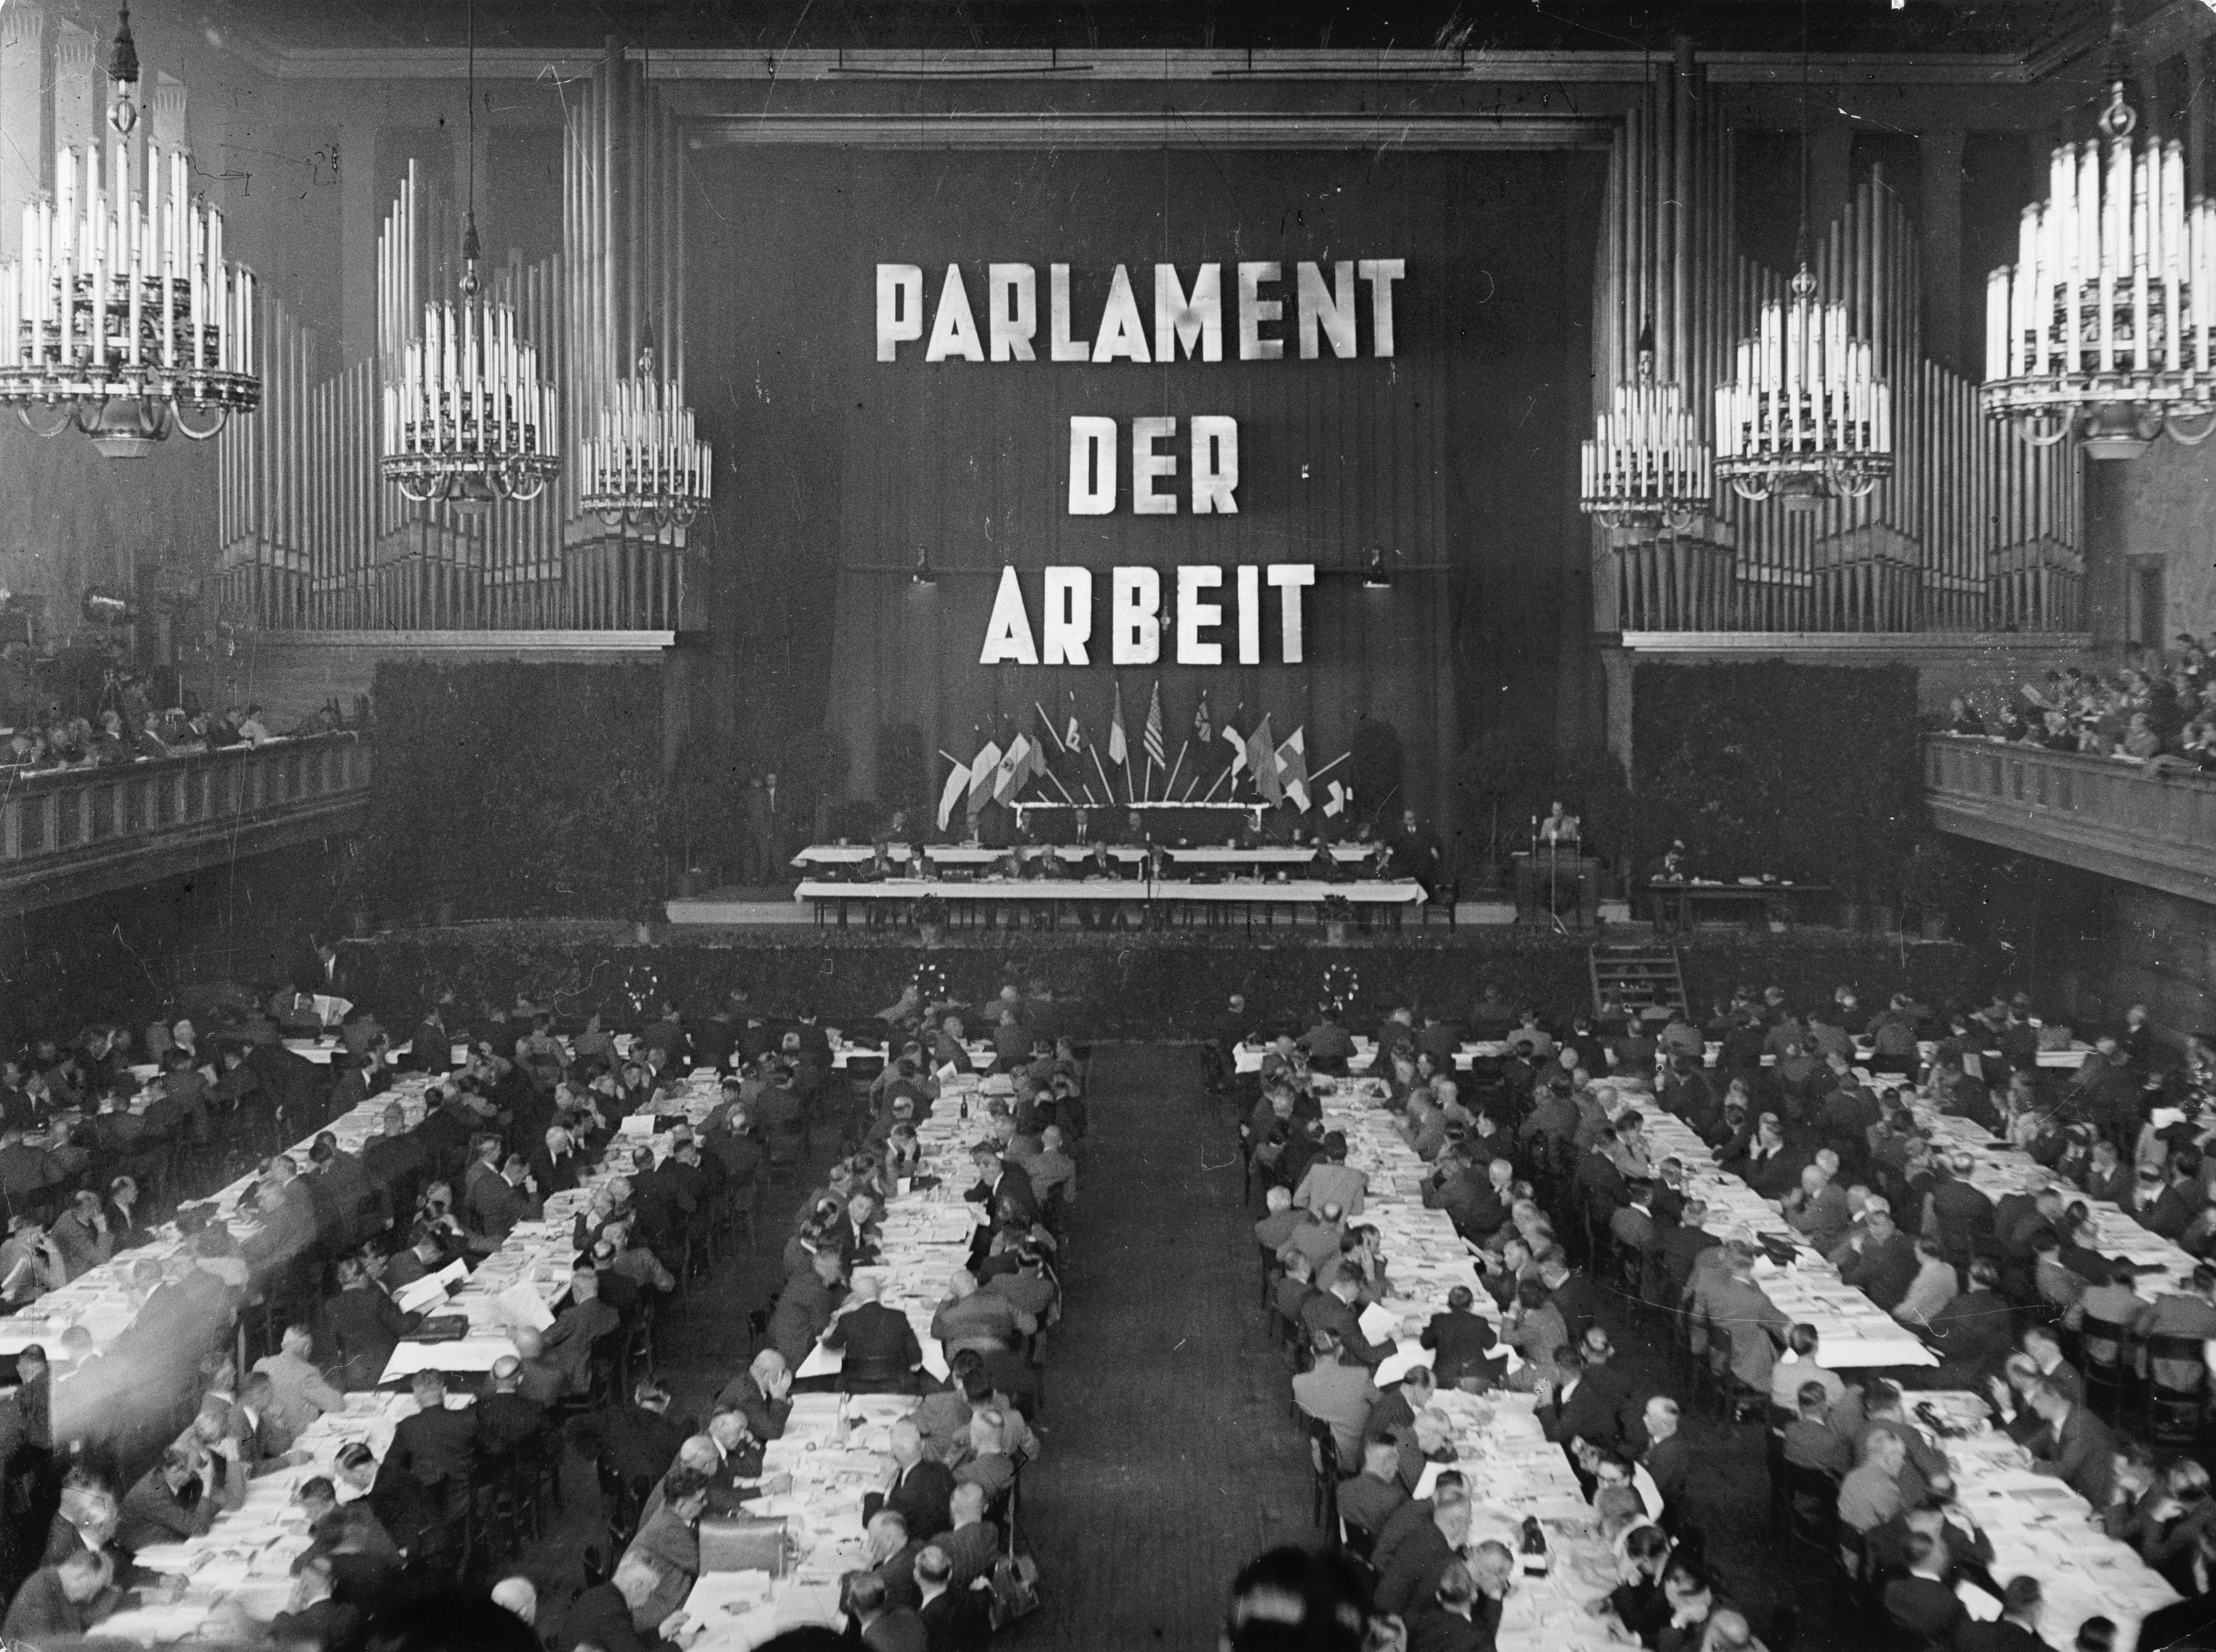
912, 893, 949, 949
1319, 893, 1353, 947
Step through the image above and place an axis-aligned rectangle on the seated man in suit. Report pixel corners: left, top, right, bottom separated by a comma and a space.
874, 1418, 955, 1544
1419, 1286, 1501, 1388
823, 1271, 924, 1392
387, 1370, 478, 1523
316, 1252, 422, 1391
539, 1266, 622, 1397
474, 1355, 550, 1457
1881, 1530, 1968, 1647
913, 1544, 990, 1652
1535, 1327, 1638, 1454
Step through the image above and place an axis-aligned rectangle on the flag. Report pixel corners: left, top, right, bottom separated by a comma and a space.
1246, 713, 1282, 804
1023, 715, 1051, 784
1275, 725, 1312, 812
967, 737, 1002, 812
937, 758, 970, 831
1107, 682, 1128, 766
1194, 690, 1214, 749
1324, 779, 1349, 818
1142, 681, 1167, 769
1064, 690, 1083, 753
1221, 720, 1247, 779
993, 735, 1032, 803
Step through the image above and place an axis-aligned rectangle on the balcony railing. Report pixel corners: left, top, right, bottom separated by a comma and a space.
1, 733, 372, 913
1924, 734, 2216, 905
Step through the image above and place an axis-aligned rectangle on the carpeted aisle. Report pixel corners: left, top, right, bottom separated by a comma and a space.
1009, 1043, 1313, 1650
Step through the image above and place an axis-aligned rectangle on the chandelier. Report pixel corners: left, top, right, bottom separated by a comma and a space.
0, 5, 260, 458
376, 0, 558, 506
1715, 263, 1893, 510
1580, 327, 1711, 532
1980, 39, 2215, 459
579, 331, 711, 529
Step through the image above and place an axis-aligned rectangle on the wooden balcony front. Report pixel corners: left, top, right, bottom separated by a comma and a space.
1, 734, 372, 914
1924, 734, 2216, 907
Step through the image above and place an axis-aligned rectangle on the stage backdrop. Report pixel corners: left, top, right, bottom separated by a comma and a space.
687, 143, 1605, 838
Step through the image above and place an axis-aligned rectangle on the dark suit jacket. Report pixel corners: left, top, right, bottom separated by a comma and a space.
555, 1581, 655, 1652
714, 1372, 791, 1442
594, 1402, 685, 1483
1539, 1364, 1637, 1451
1300, 1291, 1391, 1367
474, 1392, 548, 1457
918, 1586, 991, 1652
1954, 1623, 2050, 1652
1419, 1310, 1500, 1386
1882, 1576, 1967, 1646
825, 1301, 924, 1375
2028, 1402, 2116, 1504
390, 1404, 476, 1488
1545, 1272, 1602, 1343
1374, 1520, 1458, 1617
316, 1284, 414, 1391
883, 1458, 955, 1543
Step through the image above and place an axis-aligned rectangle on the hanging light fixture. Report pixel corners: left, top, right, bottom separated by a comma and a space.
1980, 0, 2216, 460
1714, 262, 1893, 509
579, 325, 710, 529
0, 3, 260, 458
1580, 324, 1712, 531
378, 0, 558, 506
1713, 18, 1891, 511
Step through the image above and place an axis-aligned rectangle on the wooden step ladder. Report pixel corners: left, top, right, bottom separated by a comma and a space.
1589, 942, 1688, 1022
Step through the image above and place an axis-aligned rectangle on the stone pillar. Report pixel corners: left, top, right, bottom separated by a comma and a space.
1919, 131, 1966, 374
0, 8, 45, 257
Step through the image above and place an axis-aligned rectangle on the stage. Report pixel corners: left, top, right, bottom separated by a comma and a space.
337, 921, 1985, 1045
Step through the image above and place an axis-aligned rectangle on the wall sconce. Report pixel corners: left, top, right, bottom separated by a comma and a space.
1363, 548, 1393, 589
911, 547, 936, 587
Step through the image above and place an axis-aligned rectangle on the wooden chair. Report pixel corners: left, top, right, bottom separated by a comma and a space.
2076, 1311, 2136, 1421
1304, 1416, 1341, 1534
2148, 1332, 2209, 1445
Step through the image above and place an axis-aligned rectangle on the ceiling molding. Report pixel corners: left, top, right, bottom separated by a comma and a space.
685, 110, 1617, 150
236, 43, 2045, 88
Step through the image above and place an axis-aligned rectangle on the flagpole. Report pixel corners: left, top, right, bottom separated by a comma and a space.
1197, 764, 1232, 804
1308, 752, 1351, 784
1091, 744, 1117, 807
1161, 739, 1188, 804
1032, 703, 1067, 754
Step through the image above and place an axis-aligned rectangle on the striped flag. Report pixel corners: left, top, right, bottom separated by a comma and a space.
1142, 680, 1167, 770
967, 737, 1002, 813
993, 735, 1032, 804
937, 758, 970, 830
1194, 690, 1214, 749
1246, 713, 1282, 804
1107, 682, 1128, 766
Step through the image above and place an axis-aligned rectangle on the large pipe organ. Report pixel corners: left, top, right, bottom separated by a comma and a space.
1592, 53, 2084, 639
212, 40, 696, 635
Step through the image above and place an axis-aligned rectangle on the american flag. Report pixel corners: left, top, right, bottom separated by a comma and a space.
1142, 680, 1167, 768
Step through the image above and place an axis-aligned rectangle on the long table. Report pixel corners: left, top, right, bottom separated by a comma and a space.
1306, 1081, 1677, 1652
678, 1075, 1019, 1646
1913, 1390, 2178, 1652
794, 876, 1426, 930
1233, 1036, 1510, 1077
1637, 1109, 1937, 1368
1644, 880, 1834, 931
793, 842, 1377, 869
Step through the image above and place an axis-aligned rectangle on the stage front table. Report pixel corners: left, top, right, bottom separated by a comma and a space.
793, 875, 1427, 928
